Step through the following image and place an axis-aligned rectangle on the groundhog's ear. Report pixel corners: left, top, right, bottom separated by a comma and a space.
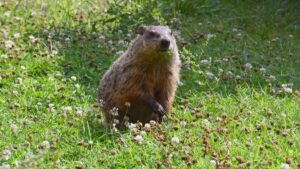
137, 26, 147, 35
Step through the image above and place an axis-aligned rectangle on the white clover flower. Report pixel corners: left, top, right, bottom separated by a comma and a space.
54, 72, 62, 78
76, 109, 83, 117
236, 75, 241, 80
65, 37, 71, 42
140, 131, 146, 136
111, 107, 119, 116
111, 126, 118, 132
178, 81, 184, 86
4, 11, 11, 17
128, 123, 137, 130
269, 75, 276, 81
282, 84, 288, 88
150, 120, 156, 125
14, 16, 21, 21
43, 29, 49, 34
280, 163, 290, 169
62, 106, 72, 113
48, 107, 55, 113
118, 40, 125, 45
207, 33, 216, 39
171, 137, 180, 144
70, 76, 77, 81
113, 119, 119, 124
144, 123, 151, 130
10, 124, 18, 133
1, 149, 11, 160
1, 163, 11, 169
210, 160, 216, 167
75, 84, 80, 89
203, 119, 211, 126
200, 59, 209, 66
41, 141, 50, 149
91, 32, 97, 37
5, 40, 15, 49
30, 11, 37, 17
20, 66, 26, 70
12, 90, 18, 96
232, 28, 238, 32
1, 54, 8, 59
52, 50, 58, 55
177, 35, 185, 42
289, 34, 293, 38
124, 102, 131, 107
116, 51, 124, 56
48, 31, 55, 38
1, 29, 8, 37
29, 35, 37, 43
259, 67, 266, 74
282, 86, 293, 93
48, 103, 54, 108
172, 30, 181, 37
237, 33, 242, 36
134, 135, 143, 144
99, 35, 105, 41
244, 63, 252, 71
215, 117, 222, 122
226, 71, 233, 78
213, 59, 221, 65
88, 140, 93, 145
13, 33, 21, 39
180, 120, 187, 126
205, 71, 214, 80
48, 77, 54, 81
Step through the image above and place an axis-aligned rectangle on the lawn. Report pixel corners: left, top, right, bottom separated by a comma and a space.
0, 0, 299, 168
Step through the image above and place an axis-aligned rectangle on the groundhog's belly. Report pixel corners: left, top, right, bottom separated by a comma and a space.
110, 71, 159, 122
109, 91, 154, 123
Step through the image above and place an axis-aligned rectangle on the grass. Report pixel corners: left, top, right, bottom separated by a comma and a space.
0, 0, 300, 168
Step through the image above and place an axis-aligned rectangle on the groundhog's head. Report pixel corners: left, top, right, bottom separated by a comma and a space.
136, 25, 177, 55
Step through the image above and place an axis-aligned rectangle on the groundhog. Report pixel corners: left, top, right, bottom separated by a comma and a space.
98, 25, 181, 128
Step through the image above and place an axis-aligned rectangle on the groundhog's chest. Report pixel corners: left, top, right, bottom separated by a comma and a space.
143, 65, 172, 89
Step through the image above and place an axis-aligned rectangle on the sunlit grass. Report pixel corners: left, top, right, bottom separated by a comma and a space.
0, 0, 299, 168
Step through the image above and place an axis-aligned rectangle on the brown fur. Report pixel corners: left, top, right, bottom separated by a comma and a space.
98, 25, 181, 128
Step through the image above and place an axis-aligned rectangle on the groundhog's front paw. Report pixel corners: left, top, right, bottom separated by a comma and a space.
156, 104, 166, 116
151, 102, 168, 121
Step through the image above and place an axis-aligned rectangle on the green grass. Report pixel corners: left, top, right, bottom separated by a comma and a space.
0, 0, 300, 168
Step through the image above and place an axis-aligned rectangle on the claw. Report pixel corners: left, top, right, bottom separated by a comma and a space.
150, 100, 169, 123
156, 107, 169, 123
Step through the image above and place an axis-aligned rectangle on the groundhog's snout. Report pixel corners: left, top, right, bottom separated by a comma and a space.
160, 39, 170, 51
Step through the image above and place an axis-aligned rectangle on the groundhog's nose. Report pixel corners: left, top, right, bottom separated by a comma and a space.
160, 39, 170, 51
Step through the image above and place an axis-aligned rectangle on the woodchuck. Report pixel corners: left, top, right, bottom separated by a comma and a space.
98, 25, 181, 128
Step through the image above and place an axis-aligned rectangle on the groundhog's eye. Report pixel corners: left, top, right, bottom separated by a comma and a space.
148, 31, 160, 38
170, 31, 173, 36
149, 31, 156, 37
